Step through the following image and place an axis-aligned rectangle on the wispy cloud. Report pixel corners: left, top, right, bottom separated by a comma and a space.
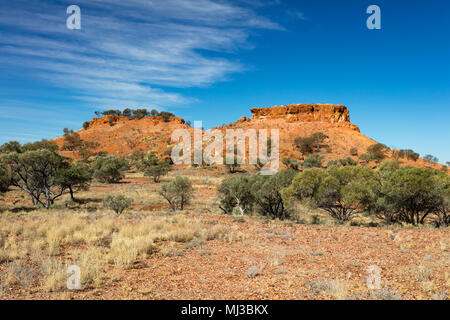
286, 10, 308, 21
0, 0, 281, 110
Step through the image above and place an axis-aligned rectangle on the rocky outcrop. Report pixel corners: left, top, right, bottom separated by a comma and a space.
250, 103, 359, 131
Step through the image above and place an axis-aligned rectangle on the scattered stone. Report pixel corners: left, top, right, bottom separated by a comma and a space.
246, 266, 261, 278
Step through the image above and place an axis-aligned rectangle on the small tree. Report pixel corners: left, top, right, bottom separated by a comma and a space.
132, 109, 149, 119
294, 132, 327, 155
423, 154, 439, 163
158, 177, 193, 211
92, 156, 129, 183
217, 176, 252, 215
22, 140, 59, 152
0, 141, 22, 154
56, 163, 92, 201
338, 157, 357, 167
122, 108, 132, 117
283, 166, 378, 223
379, 167, 447, 225
367, 143, 386, 161
141, 151, 170, 182
0, 165, 10, 193
430, 174, 449, 227
61, 129, 82, 151
82, 121, 90, 130
248, 170, 295, 220
400, 149, 420, 161
0, 150, 70, 208
159, 111, 175, 122
128, 151, 146, 170
102, 110, 122, 116
103, 194, 133, 215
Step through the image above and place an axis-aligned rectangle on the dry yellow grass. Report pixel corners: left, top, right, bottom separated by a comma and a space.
0, 207, 233, 294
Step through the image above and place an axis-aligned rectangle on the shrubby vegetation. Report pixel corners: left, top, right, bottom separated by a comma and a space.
61, 128, 99, 158
373, 167, 449, 226
302, 154, 324, 168
141, 151, 170, 183
0, 148, 93, 209
91, 155, 129, 183
282, 166, 378, 223
218, 170, 295, 220
366, 143, 387, 161
56, 163, 92, 201
218, 159, 449, 227
0, 164, 10, 193
94, 109, 175, 121
282, 158, 301, 170
103, 194, 133, 215
158, 176, 193, 211
398, 149, 420, 161
294, 132, 328, 155
423, 154, 439, 163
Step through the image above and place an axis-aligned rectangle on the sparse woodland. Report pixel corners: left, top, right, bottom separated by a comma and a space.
0, 123, 448, 300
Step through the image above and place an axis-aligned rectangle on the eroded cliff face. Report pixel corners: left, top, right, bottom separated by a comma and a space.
248, 103, 359, 131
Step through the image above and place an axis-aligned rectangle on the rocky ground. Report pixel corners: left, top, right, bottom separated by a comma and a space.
0, 170, 448, 300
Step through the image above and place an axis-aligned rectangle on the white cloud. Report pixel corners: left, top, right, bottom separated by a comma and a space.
0, 0, 281, 110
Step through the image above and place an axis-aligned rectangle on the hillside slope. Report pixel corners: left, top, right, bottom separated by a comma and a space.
54, 103, 445, 170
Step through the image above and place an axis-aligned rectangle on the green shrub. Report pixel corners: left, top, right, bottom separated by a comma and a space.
327, 160, 339, 167
0, 141, 22, 154
423, 154, 439, 163
282, 158, 301, 170
91, 156, 129, 183
132, 109, 149, 119
377, 167, 449, 225
367, 143, 387, 161
159, 111, 175, 122
82, 121, 90, 130
339, 157, 357, 167
0, 150, 70, 208
158, 177, 193, 211
283, 166, 379, 223
122, 108, 132, 117
103, 194, 133, 215
102, 110, 122, 116
56, 163, 92, 201
359, 153, 373, 161
294, 132, 327, 154
22, 140, 59, 153
0, 165, 10, 193
141, 151, 170, 183
302, 154, 324, 168
217, 176, 252, 215
248, 170, 295, 220
400, 149, 420, 161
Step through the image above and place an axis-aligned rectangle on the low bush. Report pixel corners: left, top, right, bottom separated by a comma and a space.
92, 156, 129, 183
294, 132, 327, 155
103, 194, 133, 215
158, 177, 193, 211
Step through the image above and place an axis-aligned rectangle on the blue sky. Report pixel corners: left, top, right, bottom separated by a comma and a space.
0, 0, 449, 163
